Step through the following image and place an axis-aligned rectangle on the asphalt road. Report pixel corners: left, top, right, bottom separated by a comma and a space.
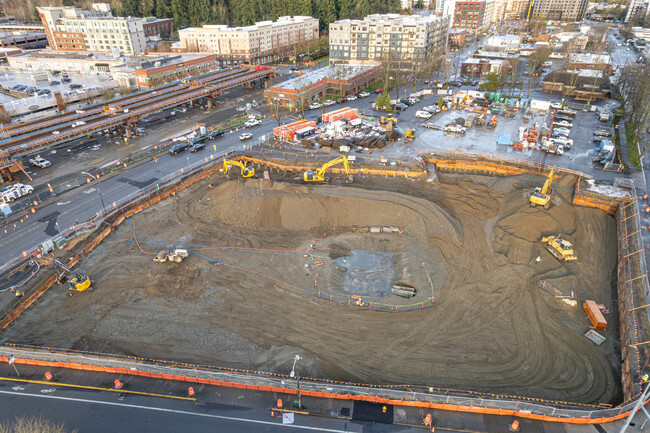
0, 382, 370, 433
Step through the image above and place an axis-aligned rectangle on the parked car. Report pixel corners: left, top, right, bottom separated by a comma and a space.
374, 88, 384, 94
358, 92, 370, 98
49, 81, 60, 85
553, 120, 573, 128
189, 142, 205, 152
346, 95, 358, 101
71, 121, 86, 127
422, 122, 437, 129
243, 119, 261, 128
62, 77, 72, 83
552, 129, 571, 137
594, 129, 612, 137
52, 130, 60, 135
415, 110, 433, 119
239, 132, 253, 140
323, 100, 336, 106
69, 83, 83, 89
169, 142, 191, 154
51, 70, 61, 75
336, 97, 347, 104
308, 102, 322, 110
550, 137, 573, 149
423, 105, 440, 113
29, 156, 51, 168
394, 102, 409, 111
37, 89, 51, 95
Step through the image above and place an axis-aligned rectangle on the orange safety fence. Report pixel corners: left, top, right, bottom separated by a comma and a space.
0, 353, 643, 424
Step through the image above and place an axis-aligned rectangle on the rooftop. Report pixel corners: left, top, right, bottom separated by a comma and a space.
272, 64, 377, 91
333, 13, 447, 27
568, 53, 611, 64
180, 16, 316, 33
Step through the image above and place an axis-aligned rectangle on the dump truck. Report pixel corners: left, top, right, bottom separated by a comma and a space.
465, 114, 477, 128
154, 248, 189, 263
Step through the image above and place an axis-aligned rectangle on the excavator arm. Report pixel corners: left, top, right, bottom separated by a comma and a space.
539, 168, 555, 195
305, 156, 352, 182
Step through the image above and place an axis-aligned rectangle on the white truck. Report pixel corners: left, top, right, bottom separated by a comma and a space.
1, 183, 34, 202
541, 138, 564, 155
29, 156, 51, 168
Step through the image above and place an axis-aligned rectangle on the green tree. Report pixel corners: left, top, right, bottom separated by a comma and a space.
482, 71, 502, 92
318, 0, 337, 30
353, 0, 371, 18
142, 0, 156, 17
171, 0, 189, 28
188, 0, 210, 26
299, 0, 314, 16
156, 0, 171, 18
121, 0, 141, 16
337, 0, 352, 19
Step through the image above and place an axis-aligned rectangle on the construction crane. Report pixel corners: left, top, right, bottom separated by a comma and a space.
529, 167, 555, 209
222, 159, 255, 178
51, 259, 92, 294
304, 156, 352, 183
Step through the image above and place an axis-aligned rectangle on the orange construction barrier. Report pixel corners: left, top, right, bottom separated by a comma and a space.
424, 413, 432, 425
509, 420, 520, 431
114, 379, 123, 389
276, 398, 283, 408
643, 193, 648, 200
44, 371, 53, 381
188, 386, 195, 397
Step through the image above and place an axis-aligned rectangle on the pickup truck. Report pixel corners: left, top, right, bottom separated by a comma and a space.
541, 138, 564, 155
29, 156, 51, 168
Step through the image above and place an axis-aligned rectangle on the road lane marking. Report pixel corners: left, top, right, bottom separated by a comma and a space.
0, 389, 351, 432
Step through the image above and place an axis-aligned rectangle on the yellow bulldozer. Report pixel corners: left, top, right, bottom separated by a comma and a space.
541, 235, 577, 261
222, 158, 255, 178
380, 116, 398, 125
304, 156, 353, 183
530, 167, 555, 209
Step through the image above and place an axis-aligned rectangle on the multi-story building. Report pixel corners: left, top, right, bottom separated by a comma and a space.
37, 3, 172, 55
504, 0, 529, 19
401, 0, 433, 9
329, 14, 450, 65
449, 0, 495, 33
528, 0, 589, 22
177, 16, 318, 66
625, 0, 650, 23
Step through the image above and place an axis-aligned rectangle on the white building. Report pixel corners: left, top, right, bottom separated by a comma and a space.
625, 0, 650, 23
329, 14, 450, 65
37, 3, 172, 55
177, 16, 319, 66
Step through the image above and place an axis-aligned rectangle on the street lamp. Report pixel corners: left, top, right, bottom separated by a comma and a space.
81, 171, 106, 213
290, 355, 302, 409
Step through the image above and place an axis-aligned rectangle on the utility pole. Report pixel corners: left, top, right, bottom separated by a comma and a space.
81, 171, 106, 213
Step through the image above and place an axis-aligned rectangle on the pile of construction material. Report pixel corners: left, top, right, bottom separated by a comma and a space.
318, 136, 386, 150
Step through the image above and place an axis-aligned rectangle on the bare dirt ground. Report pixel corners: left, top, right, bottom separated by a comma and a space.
0, 170, 622, 405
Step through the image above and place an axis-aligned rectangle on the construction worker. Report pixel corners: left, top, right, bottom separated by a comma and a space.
10, 287, 22, 298
535, 256, 541, 265
643, 374, 649, 382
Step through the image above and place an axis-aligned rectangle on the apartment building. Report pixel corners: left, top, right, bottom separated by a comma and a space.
449, 0, 495, 33
177, 16, 319, 66
400, 0, 433, 9
529, 0, 589, 22
328, 14, 450, 65
625, 0, 650, 23
37, 3, 172, 55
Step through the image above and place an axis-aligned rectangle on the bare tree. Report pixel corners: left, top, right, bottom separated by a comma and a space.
269, 97, 284, 126
618, 64, 650, 156
0, 416, 77, 433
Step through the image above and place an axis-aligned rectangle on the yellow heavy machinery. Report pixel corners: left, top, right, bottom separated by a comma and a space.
404, 129, 415, 144
529, 167, 555, 209
380, 116, 398, 125
52, 259, 92, 294
541, 235, 577, 261
304, 156, 353, 182
222, 159, 255, 178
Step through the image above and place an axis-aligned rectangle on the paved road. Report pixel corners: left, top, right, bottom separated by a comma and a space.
0, 381, 370, 433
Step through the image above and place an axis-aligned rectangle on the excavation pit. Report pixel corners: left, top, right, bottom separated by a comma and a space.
0, 172, 622, 405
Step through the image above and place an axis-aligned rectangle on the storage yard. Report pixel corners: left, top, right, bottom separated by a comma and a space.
0, 167, 622, 405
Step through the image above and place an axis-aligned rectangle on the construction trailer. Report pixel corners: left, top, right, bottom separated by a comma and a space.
273, 120, 317, 140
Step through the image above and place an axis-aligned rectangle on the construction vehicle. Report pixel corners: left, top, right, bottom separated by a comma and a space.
52, 259, 92, 293
541, 235, 577, 261
153, 248, 189, 263
404, 129, 415, 143
529, 167, 555, 209
304, 156, 353, 182
487, 115, 498, 128
380, 116, 398, 125
222, 159, 255, 178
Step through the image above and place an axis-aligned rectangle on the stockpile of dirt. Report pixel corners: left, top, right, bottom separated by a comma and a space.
0, 172, 621, 405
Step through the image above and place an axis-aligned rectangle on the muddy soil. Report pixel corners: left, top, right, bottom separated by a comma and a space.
0, 171, 622, 404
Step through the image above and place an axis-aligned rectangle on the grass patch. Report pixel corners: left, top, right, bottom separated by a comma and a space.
363, 81, 384, 92
625, 121, 642, 169
215, 114, 251, 130
613, 108, 625, 115
314, 55, 329, 64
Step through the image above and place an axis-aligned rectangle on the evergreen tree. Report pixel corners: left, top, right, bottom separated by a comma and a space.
142, 0, 156, 17
188, 0, 211, 26
156, 0, 171, 18
210, 0, 229, 23
171, 0, 189, 28
298, 0, 314, 16
337, 0, 351, 20
121, 0, 141, 16
353, 0, 370, 18
318, 0, 337, 30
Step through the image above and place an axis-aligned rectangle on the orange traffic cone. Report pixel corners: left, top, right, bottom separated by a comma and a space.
188, 387, 195, 397
509, 420, 520, 432
276, 398, 283, 409
114, 379, 123, 389
44, 371, 53, 381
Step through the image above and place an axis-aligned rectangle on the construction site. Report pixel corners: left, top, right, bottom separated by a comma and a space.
0, 150, 638, 410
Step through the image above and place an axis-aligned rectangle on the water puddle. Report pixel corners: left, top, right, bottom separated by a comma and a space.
334, 250, 394, 296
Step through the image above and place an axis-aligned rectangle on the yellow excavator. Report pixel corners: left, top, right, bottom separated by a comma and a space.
541, 235, 577, 261
404, 129, 415, 144
52, 259, 93, 294
222, 159, 255, 178
530, 167, 555, 209
304, 156, 353, 182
